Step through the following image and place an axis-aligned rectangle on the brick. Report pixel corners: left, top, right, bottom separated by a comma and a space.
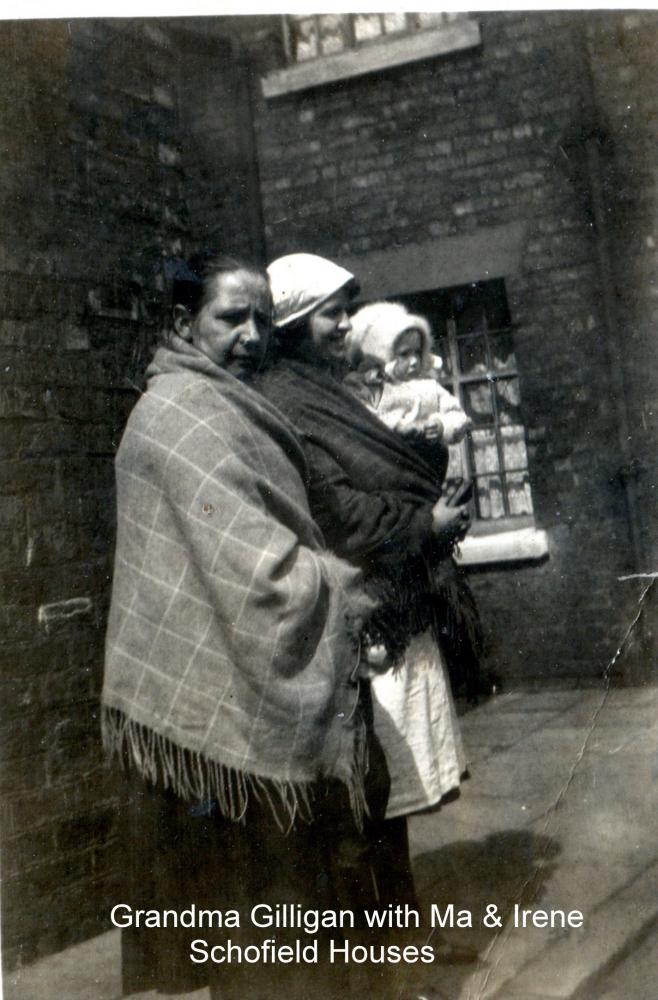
1, 828, 55, 879
44, 387, 90, 422
2, 767, 118, 837
0, 385, 46, 419
24, 521, 81, 566
55, 808, 116, 853
20, 421, 85, 459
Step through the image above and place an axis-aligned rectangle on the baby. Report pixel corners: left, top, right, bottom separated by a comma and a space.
346, 301, 473, 673
345, 301, 472, 445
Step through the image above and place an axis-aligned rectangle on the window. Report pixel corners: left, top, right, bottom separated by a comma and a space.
283, 12, 468, 64
262, 13, 481, 99
397, 280, 535, 531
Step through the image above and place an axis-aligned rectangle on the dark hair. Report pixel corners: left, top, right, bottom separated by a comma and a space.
272, 315, 310, 359
172, 252, 269, 316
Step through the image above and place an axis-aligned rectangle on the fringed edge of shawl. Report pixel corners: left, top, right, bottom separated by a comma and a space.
430, 562, 484, 703
101, 705, 368, 833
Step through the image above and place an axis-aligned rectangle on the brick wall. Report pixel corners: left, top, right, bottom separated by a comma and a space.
246, 11, 655, 683
0, 17, 258, 969
585, 12, 658, 570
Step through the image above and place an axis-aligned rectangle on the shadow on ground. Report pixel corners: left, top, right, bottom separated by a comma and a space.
407, 829, 560, 995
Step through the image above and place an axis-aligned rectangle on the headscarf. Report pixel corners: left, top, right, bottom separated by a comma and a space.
267, 253, 357, 329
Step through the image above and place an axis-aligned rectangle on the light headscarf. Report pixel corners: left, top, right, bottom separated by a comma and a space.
267, 253, 357, 329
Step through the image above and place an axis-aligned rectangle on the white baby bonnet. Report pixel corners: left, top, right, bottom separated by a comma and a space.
346, 301, 433, 368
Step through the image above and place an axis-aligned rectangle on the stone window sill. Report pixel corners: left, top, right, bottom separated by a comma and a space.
262, 19, 481, 98
454, 526, 549, 567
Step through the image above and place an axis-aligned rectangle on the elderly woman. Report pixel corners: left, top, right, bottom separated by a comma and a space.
255, 255, 472, 927
102, 254, 376, 1000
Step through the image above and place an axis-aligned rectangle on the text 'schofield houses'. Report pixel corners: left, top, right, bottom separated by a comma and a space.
0, 10, 655, 974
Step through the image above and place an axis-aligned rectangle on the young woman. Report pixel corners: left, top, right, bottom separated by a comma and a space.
255, 255, 474, 977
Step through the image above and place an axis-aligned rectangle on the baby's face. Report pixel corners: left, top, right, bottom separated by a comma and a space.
392, 329, 423, 380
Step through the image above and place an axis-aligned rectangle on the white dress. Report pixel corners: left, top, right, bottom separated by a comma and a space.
371, 628, 466, 819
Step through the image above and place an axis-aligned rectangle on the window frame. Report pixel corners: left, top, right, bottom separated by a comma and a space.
394, 279, 537, 535
337, 229, 549, 565
441, 321, 535, 535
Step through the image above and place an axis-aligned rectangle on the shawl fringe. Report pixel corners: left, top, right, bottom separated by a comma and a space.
359, 551, 484, 702
102, 705, 369, 833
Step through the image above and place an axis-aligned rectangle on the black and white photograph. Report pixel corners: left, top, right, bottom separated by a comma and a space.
1, 6, 656, 1000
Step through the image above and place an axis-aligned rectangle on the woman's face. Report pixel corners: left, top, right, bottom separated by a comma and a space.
180, 269, 272, 379
306, 288, 353, 364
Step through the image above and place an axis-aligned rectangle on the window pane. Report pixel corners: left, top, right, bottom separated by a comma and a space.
464, 381, 494, 425
454, 286, 486, 335
353, 14, 382, 42
430, 309, 448, 339
483, 279, 512, 330
445, 444, 465, 482
429, 353, 447, 379
458, 335, 488, 376
396, 278, 532, 523
506, 472, 534, 515
471, 428, 499, 474
495, 377, 522, 424
475, 475, 506, 520
293, 18, 318, 61
320, 14, 347, 54
500, 424, 529, 471
490, 331, 516, 370
416, 12, 447, 28
434, 335, 452, 375
383, 13, 407, 34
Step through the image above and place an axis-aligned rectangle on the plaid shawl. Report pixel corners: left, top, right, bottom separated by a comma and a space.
102, 337, 372, 826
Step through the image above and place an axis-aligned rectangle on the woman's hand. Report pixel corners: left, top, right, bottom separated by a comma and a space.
397, 425, 424, 443
355, 641, 391, 679
431, 496, 471, 544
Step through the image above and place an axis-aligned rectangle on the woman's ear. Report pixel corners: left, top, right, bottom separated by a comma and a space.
173, 304, 193, 340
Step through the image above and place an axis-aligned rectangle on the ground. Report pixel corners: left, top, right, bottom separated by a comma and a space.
4, 685, 657, 1000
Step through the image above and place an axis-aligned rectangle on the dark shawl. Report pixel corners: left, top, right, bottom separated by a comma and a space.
256, 359, 482, 695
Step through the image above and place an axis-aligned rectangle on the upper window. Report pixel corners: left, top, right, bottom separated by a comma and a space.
397, 280, 535, 530
262, 13, 481, 98
284, 12, 469, 64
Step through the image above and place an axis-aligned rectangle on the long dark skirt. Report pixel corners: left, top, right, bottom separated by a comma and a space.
119, 716, 397, 999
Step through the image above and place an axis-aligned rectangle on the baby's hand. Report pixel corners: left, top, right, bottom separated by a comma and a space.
424, 414, 445, 441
